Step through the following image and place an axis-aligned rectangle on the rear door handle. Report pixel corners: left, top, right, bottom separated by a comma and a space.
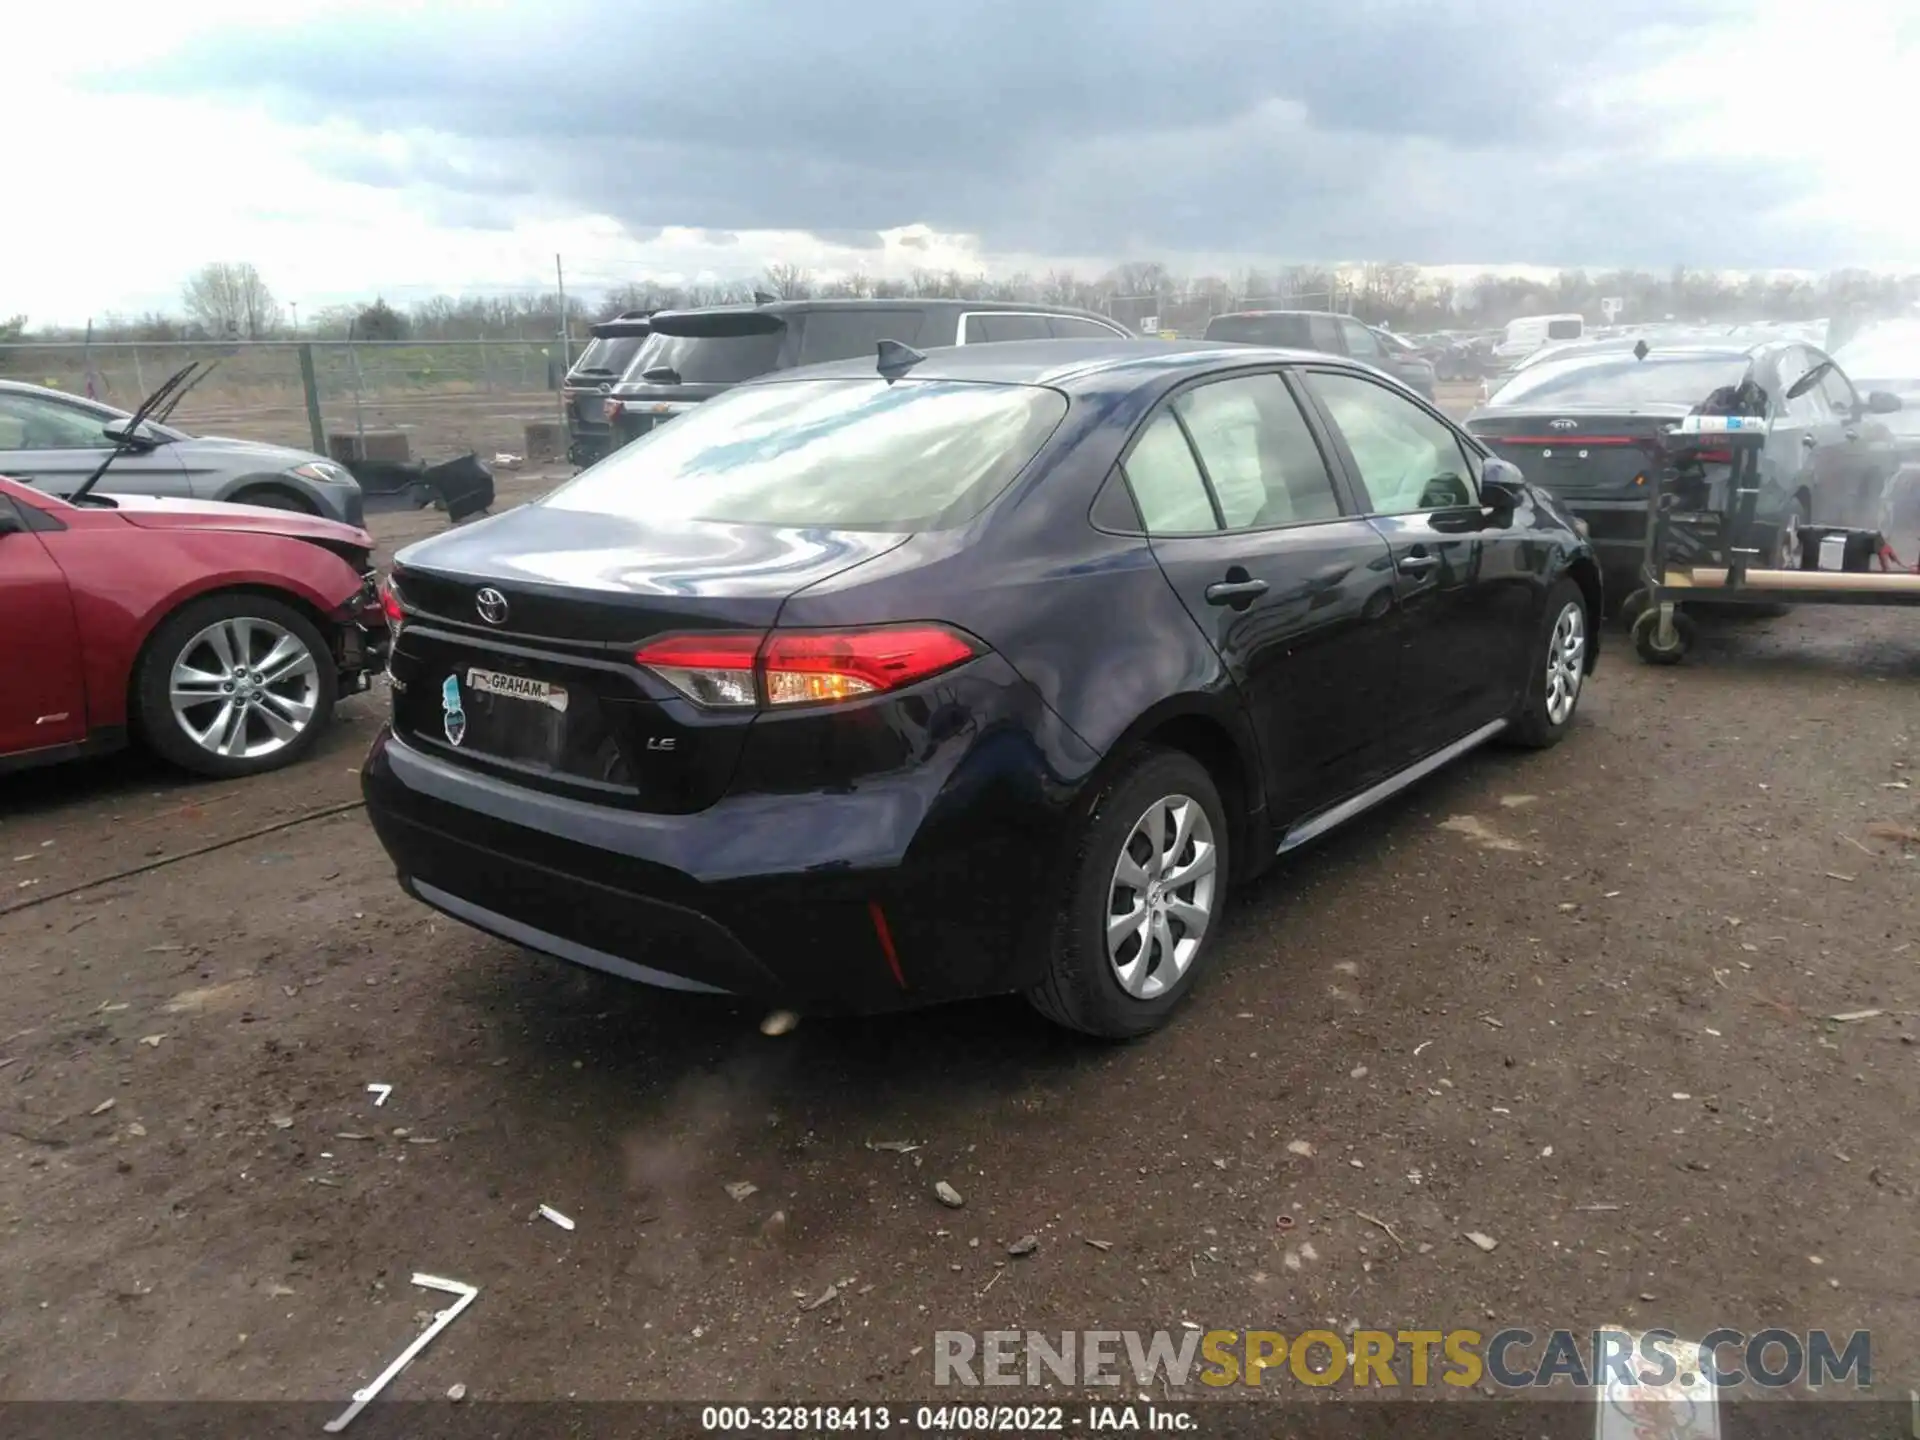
1204, 578, 1269, 605
1844, 429, 1860, 442
1801, 433, 1819, 449
1398, 553, 1440, 574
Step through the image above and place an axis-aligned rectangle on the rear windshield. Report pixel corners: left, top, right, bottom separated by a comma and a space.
1204, 315, 1307, 346
625, 328, 785, 385
543, 379, 1069, 531
1489, 354, 1751, 408
1546, 319, 1583, 340
568, 335, 647, 381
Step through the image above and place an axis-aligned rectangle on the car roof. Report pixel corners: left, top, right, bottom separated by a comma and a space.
742, 338, 1326, 389
646, 297, 1120, 325
1209, 310, 1342, 320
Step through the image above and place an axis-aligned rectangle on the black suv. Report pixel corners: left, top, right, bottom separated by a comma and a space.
1204, 310, 1437, 400
562, 312, 653, 466
604, 298, 1129, 449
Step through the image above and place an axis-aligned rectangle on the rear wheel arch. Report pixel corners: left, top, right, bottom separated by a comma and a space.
1082, 703, 1268, 877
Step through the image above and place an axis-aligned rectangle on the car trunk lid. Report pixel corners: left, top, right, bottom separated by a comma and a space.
387, 507, 908, 811
1469, 406, 1698, 500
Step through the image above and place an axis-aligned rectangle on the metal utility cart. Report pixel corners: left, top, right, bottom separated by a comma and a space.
1629, 412, 1920, 664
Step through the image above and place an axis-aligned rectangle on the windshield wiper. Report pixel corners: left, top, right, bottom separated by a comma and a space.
69, 362, 200, 505
152, 359, 217, 426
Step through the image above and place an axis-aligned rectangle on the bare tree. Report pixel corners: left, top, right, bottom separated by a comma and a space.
181, 262, 284, 339
762, 263, 814, 299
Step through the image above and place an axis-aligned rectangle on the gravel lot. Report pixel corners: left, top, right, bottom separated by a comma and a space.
3, 447, 1918, 1418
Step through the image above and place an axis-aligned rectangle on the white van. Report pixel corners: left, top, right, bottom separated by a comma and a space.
1494, 313, 1584, 361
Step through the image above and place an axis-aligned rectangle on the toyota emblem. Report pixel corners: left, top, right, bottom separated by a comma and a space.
475, 587, 509, 625
1549, 418, 1578, 431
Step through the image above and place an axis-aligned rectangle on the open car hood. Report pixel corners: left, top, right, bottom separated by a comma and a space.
99, 493, 373, 547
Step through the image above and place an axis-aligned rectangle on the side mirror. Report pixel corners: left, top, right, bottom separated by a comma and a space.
101, 419, 159, 449
1479, 457, 1527, 509
1867, 390, 1903, 415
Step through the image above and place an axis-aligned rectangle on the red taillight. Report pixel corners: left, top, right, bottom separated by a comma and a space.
380, 576, 404, 633
1691, 448, 1733, 464
634, 626, 978, 709
1494, 435, 1639, 446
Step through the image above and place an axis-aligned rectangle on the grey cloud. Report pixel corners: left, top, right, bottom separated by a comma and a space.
101, 0, 1859, 268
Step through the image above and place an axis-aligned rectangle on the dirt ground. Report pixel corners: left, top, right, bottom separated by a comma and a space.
3, 448, 1919, 1418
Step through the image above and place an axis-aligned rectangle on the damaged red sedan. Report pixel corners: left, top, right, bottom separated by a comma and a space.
0, 474, 388, 777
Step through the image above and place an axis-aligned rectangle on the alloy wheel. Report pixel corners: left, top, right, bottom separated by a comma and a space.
1106, 794, 1217, 1000
1544, 601, 1586, 726
169, 616, 322, 760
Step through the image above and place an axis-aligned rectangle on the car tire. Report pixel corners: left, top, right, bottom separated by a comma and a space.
1026, 749, 1231, 1039
232, 486, 317, 515
1503, 576, 1590, 750
135, 592, 337, 778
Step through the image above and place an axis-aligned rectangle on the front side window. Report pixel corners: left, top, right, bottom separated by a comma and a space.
1818, 356, 1860, 415
1172, 374, 1341, 529
1307, 314, 1343, 353
962, 314, 1054, 344
1776, 347, 1825, 421
1122, 411, 1218, 534
1306, 371, 1477, 514
0, 393, 111, 451
1047, 315, 1125, 340
545, 378, 1065, 532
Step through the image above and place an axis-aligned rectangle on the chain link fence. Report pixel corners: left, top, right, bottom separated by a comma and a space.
0, 339, 568, 464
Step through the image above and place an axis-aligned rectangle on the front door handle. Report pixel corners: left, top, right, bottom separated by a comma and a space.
1205, 578, 1269, 606
1398, 553, 1440, 574
1801, 433, 1819, 449
1844, 429, 1860, 442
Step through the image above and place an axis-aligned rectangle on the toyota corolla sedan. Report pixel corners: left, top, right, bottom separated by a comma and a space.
364, 339, 1600, 1037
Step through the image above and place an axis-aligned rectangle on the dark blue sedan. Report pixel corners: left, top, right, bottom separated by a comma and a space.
363, 339, 1600, 1037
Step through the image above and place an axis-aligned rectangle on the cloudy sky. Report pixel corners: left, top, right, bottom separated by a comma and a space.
12, 0, 1918, 325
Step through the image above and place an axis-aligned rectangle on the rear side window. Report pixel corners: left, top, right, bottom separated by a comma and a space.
1306, 371, 1477, 515
628, 327, 785, 384
1122, 412, 1218, 534
1048, 316, 1123, 339
1307, 315, 1343, 353
796, 309, 926, 364
962, 314, 1054, 344
543, 378, 1065, 532
1173, 375, 1341, 528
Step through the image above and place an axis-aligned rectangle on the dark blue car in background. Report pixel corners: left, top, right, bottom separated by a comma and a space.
364, 339, 1600, 1037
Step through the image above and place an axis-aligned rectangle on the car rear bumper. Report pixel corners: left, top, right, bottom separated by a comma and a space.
361, 718, 1084, 1013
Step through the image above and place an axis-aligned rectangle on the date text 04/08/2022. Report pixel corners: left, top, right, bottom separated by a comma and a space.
699, 1403, 1194, 1431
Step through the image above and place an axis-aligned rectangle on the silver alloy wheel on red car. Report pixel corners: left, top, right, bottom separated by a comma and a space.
168, 616, 323, 760
1106, 793, 1218, 999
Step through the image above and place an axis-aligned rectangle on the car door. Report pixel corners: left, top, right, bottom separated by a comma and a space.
1300, 367, 1533, 759
1815, 353, 1897, 527
1120, 369, 1403, 826
1770, 345, 1847, 525
0, 495, 87, 753
0, 389, 186, 499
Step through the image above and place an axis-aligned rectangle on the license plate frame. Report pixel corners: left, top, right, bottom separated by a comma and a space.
464, 667, 569, 713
